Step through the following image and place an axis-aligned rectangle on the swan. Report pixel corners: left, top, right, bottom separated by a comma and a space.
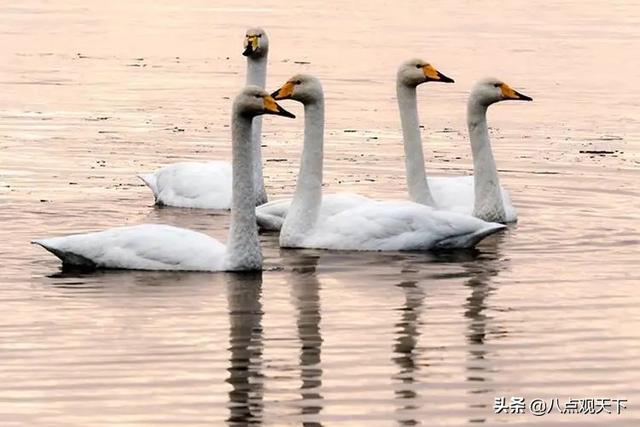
137, 28, 272, 209
253, 60, 454, 231
396, 60, 532, 223
33, 87, 295, 271
270, 74, 505, 251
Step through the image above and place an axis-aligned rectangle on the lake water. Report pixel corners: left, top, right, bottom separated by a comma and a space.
1, 0, 639, 425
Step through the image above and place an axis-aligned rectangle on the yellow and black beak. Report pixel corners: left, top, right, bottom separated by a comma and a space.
500, 83, 533, 101
242, 35, 259, 56
422, 64, 454, 83
263, 95, 295, 118
271, 81, 296, 100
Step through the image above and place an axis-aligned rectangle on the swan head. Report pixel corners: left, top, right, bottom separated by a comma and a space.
271, 74, 323, 105
471, 77, 533, 106
243, 27, 269, 58
234, 85, 295, 119
397, 58, 454, 87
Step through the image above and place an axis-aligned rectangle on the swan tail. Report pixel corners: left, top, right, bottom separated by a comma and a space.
435, 223, 505, 249
32, 240, 97, 269
137, 173, 158, 193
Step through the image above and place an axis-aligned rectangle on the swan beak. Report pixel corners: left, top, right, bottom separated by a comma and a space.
423, 64, 454, 83
500, 83, 533, 101
271, 81, 296, 100
263, 95, 295, 118
242, 35, 259, 56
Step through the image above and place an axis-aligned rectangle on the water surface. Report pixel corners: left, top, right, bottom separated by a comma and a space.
1, 0, 639, 425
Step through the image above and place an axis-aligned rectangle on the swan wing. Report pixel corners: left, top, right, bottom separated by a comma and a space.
33, 224, 227, 271
317, 193, 375, 221
139, 161, 233, 209
428, 176, 517, 222
256, 192, 374, 231
255, 198, 291, 230
299, 201, 504, 251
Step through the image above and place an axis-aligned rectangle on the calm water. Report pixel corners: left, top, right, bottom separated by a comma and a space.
1, 0, 639, 425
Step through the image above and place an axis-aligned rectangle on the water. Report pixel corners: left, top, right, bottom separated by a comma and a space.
1, 0, 639, 425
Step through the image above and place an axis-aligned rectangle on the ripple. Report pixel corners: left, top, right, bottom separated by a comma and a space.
2, 0, 640, 425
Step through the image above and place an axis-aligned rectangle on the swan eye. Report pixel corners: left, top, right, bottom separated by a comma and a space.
295, 80, 301, 85
415, 64, 422, 69
493, 83, 501, 88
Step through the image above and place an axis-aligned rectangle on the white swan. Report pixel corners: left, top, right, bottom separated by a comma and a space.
254, 60, 454, 231
396, 59, 532, 223
138, 28, 272, 209
270, 75, 505, 251
33, 87, 295, 271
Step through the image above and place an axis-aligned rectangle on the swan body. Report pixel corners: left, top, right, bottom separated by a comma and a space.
396, 60, 531, 223
138, 161, 232, 209
283, 200, 505, 251
256, 192, 374, 231
427, 175, 516, 221
271, 75, 505, 251
34, 224, 227, 270
34, 87, 295, 271
138, 28, 271, 209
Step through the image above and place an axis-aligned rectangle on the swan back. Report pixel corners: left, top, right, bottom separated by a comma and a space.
295, 201, 505, 251
34, 224, 228, 271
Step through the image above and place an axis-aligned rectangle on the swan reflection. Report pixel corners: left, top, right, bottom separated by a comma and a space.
226, 271, 264, 426
390, 238, 506, 426
283, 248, 324, 427
392, 279, 426, 426
463, 238, 507, 423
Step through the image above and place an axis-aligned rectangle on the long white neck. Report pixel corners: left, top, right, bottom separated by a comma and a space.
467, 98, 506, 222
225, 111, 262, 271
396, 83, 435, 206
246, 55, 269, 205
280, 99, 324, 245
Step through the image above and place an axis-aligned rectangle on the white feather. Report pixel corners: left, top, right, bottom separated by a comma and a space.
256, 192, 373, 231
139, 161, 232, 209
34, 224, 227, 271
288, 201, 505, 251
428, 176, 517, 223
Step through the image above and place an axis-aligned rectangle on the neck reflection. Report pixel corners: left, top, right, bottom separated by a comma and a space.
462, 237, 507, 423
284, 249, 324, 427
392, 279, 426, 426
226, 271, 264, 426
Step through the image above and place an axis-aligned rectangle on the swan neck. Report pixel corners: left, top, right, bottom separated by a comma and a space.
247, 56, 269, 205
396, 82, 435, 206
246, 56, 267, 88
281, 99, 325, 242
226, 111, 262, 270
467, 98, 505, 221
